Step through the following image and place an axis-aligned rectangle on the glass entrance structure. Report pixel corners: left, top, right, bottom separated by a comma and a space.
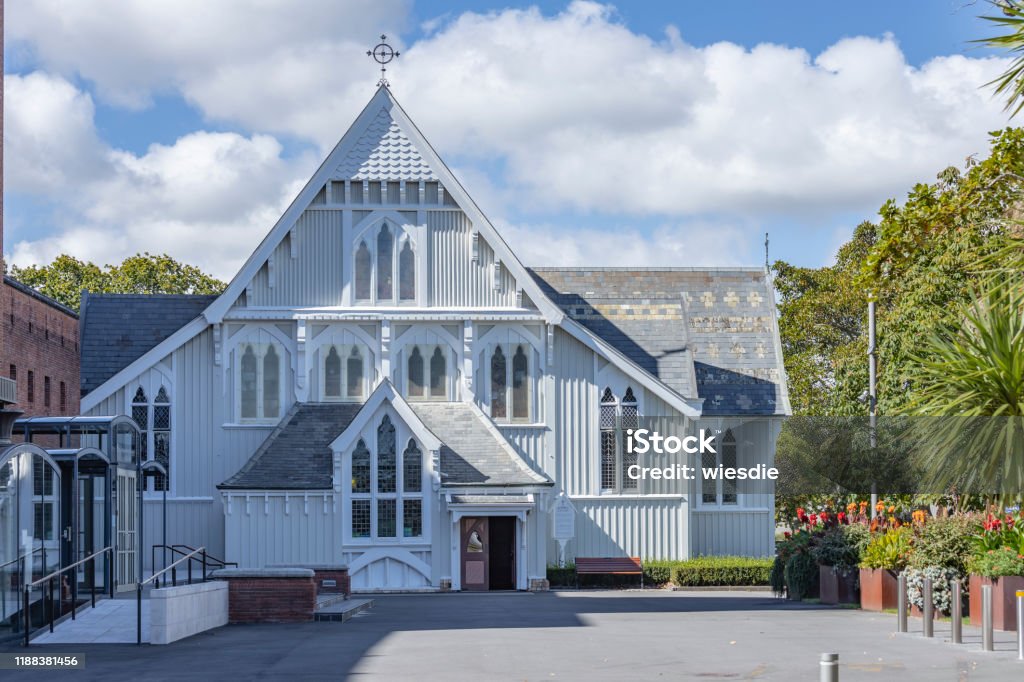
0, 442, 62, 640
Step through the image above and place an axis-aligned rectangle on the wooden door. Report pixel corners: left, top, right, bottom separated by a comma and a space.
460, 517, 488, 591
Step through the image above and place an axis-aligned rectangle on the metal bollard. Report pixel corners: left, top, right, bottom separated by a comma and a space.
923, 578, 934, 638
982, 584, 994, 652
950, 580, 962, 644
1017, 590, 1024, 660
897, 573, 908, 633
819, 653, 838, 682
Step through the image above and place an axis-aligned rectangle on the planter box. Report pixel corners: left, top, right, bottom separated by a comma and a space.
969, 575, 1024, 632
819, 566, 859, 605
859, 568, 899, 611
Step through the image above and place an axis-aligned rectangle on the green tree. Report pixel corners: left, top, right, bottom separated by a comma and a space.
10, 252, 226, 312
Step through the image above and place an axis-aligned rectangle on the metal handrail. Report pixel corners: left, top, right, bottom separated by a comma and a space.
0, 546, 43, 572
23, 546, 113, 646
27, 547, 112, 589
171, 544, 236, 569
138, 546, 211, 645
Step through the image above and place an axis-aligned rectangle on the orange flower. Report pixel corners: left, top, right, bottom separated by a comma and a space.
875, 501, 885, 513
887, 505, 896, 513
846, 502, 857, 513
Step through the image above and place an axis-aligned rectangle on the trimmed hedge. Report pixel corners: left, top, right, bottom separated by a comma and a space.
671, 556, 773, 587
546, 557, 772, 588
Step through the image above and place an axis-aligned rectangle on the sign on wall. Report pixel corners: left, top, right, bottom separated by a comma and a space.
552, 493, 576, 567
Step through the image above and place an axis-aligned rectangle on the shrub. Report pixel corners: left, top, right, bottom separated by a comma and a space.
905, 566, 959, 614
860, 528, 913, 570
669, 556, 772, 587
546, 563, 576, 587
968, 546, 1024, 578
770, 555, 786, 596
784, 552, 818, 600
643, 560, 675, 586
813, 525, 869, 570
909, 516, 978, 573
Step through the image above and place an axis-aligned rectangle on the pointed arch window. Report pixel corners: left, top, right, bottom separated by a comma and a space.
320, 342, 368, 402
353, 220, 417, 305
355, 241, 372, 300
702, 430, 739, 506
237, 342, 284, 423
429, 347, 447, 398
376, 224, 394, 300
399, 240, 415, 301
599, 386, 641, 493
349, 418, 426, 542
490, 347, 507, 419
351, 436, 372, 538
132, 384, 171, 493
408, 346, 425, 398
488, 343, 533, 422
325, 347, 342, 398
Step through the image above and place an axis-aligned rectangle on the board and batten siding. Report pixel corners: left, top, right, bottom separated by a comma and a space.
142, 498, 221, 571
691, 510, 773, 558
564, 497, 687, 561
427, 211, 520, 308
223, 492, 338, 568
498, 425, 547, 474
552, 329, 598, 496
247, 210, 345, 307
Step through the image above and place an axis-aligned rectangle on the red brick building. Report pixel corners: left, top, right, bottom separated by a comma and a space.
0, 0, 82, 417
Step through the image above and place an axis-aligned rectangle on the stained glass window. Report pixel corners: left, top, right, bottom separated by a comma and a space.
240, 345, 258, 419
600, 388, 617, 491
620, 387, 638, 490
377, 416, 396, 493
377, 499, 397, 537
352, 499, 371, 538
352, 440, 371, 493
403, 440, 421, 493
403, 499, 422, 538
153, 386, 171, 491
263, 345, 280, 419
491, 346, 507, 419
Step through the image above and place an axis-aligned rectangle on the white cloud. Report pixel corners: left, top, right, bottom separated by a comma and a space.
4, 1, 1017, 274
5, 73, 311, 280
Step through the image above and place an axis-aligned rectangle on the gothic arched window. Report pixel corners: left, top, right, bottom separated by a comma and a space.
399, 240, 415, 301
263, 345, 280, 419
376, 416, 397, 537
240, 346, 258, 419
347, 346, 364, 398
429, 347, 447, 398
599, 388, 618, 491
355, 241, 371, 300
376, 224, 394, 300
403, 439, 422, 493
490, 346, 507, 419
511, 345, 529, 421
324, 347, 342, 398
408, 346, 425, 398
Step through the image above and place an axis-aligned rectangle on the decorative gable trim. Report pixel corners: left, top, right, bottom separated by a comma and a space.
328, 379, 442, 454
201, 86, 563, 325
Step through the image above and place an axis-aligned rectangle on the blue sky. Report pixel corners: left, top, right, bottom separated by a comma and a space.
2, 1, 1015, 279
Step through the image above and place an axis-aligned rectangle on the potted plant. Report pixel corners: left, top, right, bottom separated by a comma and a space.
906, 514, 976, 617
968, 513, 1024, 631
859, 527, 912, 611
813, 523, 868, 605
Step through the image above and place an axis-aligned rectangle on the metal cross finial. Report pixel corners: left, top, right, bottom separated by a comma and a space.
368, 34, 400, 88
764, 232, 770, 270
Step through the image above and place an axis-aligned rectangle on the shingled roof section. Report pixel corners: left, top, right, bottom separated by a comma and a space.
219, 403, 363, 490
79, 293, 218, 396
529, 267, 789, 417
409, 402, 551, 487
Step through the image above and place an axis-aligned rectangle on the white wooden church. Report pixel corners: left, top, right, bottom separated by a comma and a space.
78, 84, 790, 591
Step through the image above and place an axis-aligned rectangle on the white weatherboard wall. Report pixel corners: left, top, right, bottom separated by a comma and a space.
566, 497, 686, 561
224, 492, 338, 568
149, 580, 228, 645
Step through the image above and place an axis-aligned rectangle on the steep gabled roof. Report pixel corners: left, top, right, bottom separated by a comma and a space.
79, 292, 217, 395
201, 85, 564, 324
531, 267, 790, 417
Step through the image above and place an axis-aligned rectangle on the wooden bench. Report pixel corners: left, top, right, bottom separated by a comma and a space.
575, 557, 644, 589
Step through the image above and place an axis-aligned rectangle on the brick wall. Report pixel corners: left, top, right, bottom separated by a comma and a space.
0, 280, 80, 417
312, 568, 351, 597
222, 576, 316, 623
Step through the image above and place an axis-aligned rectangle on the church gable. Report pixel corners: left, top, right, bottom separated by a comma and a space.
214, 86, 553, 315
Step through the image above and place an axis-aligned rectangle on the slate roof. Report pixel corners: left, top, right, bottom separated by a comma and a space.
79, 293, 217, 395
335, 106, 438, 181
219, 403, 363, 490
410, 402, 551, 487
529, 267, 789, 416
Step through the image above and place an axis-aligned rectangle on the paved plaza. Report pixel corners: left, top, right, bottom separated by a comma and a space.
2, 590, 1023, 680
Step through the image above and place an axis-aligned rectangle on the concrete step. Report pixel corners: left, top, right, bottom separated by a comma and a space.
315, 592, 349, 610
313, 597, 374, 623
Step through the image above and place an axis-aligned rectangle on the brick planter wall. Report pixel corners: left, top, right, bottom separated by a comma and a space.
268, 564, 350, 597
212, 568, 316, 623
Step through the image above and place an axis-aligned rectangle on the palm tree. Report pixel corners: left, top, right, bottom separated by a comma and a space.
905, 274, 1024, 503
979, 0, 1024, 116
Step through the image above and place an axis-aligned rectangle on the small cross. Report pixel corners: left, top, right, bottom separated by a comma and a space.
723, 291, 739, 307
368, 34, 400, 87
